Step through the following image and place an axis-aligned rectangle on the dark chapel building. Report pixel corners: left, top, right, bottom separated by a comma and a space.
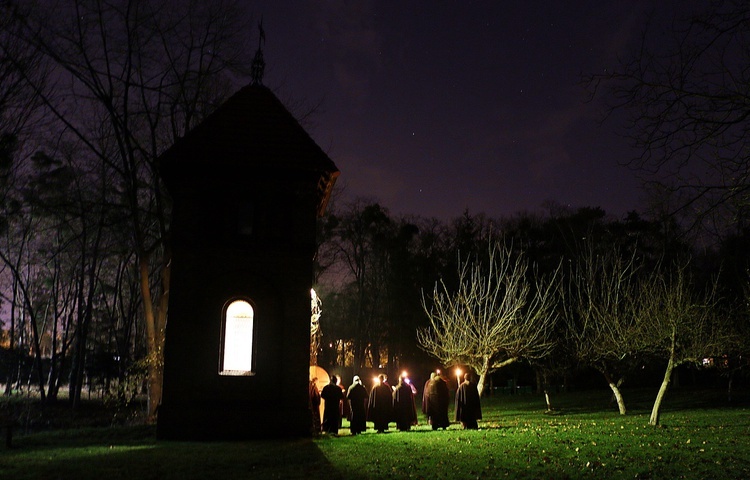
156, 83, 339, 440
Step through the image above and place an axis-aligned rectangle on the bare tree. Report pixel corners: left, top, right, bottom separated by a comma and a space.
639, 263, 731, 426
0, 0, 49, 397
0, 206, 46, 398
7, 0, 251, 419
0, 1, 45, 141
418, 241, 560, 396
565, 248, 646, 415
590, 1, 750, 232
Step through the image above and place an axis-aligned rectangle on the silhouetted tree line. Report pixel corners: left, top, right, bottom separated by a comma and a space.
315, 199, 749, 424
0, 0, 253, 419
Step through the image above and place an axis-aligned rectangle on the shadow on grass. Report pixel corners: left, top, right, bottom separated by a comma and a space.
1, 426, 342, 480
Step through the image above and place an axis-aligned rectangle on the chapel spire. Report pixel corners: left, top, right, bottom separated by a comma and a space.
251, 19, 266, 86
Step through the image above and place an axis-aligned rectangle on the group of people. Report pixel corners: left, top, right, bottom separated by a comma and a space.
308, 370, 482, 435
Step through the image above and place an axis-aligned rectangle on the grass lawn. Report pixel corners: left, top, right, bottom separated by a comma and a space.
1, 388, 748, 479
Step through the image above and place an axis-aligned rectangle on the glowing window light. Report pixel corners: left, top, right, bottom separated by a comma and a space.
220, 300, 254, 375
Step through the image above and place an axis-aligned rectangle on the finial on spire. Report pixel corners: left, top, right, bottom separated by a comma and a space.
251, 19, 266, 85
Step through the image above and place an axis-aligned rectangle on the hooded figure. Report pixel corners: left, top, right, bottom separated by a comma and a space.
321, 375, 344, 434
455, 372, 482, 429
367, 374, 393, 433
392, 376, 418, 431
347, 375, 368, 435
422, 372, 435, 416
427, 373, 450, 429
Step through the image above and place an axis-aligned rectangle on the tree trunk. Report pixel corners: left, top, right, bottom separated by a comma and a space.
477, 356, 491, 396
69, 316, 90, 408
650, 356, 675, 426
70, 258, 90, 408
47, 287, 60, 403
20, 262, 47, 403
476, 356, 519, 396
609, 382, 626, 415
353, 337, 366, 371
477, 372, 486, 397
603, 372, 626, 415
4, 279, 18, 396
139, 253, 165, 422
28, 311, 47, 402
370, 341, 380, 370
542, 371, 553, 412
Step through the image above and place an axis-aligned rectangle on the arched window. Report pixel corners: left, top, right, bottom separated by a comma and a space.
219, 299, 254, 376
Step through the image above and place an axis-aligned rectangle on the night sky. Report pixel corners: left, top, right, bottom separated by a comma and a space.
250, 1, 700, 221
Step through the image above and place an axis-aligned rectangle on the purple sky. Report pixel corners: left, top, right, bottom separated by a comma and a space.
250, 1, 696, 221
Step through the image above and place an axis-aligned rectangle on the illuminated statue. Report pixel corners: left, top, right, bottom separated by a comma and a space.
310, 288, 322, 365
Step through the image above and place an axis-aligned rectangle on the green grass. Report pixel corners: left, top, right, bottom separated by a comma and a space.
1, 388, 749, 479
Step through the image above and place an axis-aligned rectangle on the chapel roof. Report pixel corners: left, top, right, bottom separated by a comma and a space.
158, 84, 339, 214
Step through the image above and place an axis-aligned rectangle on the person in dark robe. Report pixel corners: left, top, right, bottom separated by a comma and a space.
337, 378, 349, 429
427, 373, 450, 430
309, 377, 321, 435
367, 374, 392, 433
455, 372, 482, 429
392, 376, 418, 431
346, 375, 368, 435
422, 372, 435, 418
321, 375, 344, 434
